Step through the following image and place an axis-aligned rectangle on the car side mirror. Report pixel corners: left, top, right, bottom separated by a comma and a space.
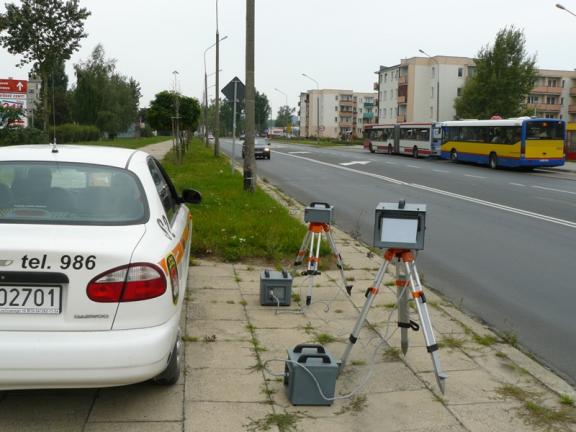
181, 189, 202, 204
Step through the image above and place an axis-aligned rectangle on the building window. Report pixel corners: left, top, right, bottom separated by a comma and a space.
458, 67, 463, 77
389, 108, 393, 118
457, 87, 462, 97
431, 67, 435, 78
335, 117, 338, 122
335, 106, 338, 111
384, 73, 388, 83
546, 96, 557, 105
335, 95, 339, 101
547, 79, 558, 87
527, 95, 538, 104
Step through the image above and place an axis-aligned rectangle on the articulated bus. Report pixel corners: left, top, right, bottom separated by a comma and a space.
566, 123, 576, 161
363, 123, 442, 158
440, 117, 565, 169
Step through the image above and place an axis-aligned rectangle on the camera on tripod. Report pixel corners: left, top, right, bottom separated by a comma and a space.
373, 200, 426, 250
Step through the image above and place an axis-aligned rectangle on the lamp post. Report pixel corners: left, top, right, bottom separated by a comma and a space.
203, 36, 228, 147
302, 73, 320, 141
557, 3, 576, 17
274, 87, 288, 107
419, 49, 440, 122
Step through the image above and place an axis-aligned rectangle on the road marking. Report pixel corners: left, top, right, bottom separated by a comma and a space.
340, 161, 371, 166
510, 183, 526, 187
531, 185, 576, 196
406, 165, 420, 169
433, 169, 450, 173
465, 174, 487, 179
288, 151, 310, 155
276, 151, 576, 230
384, 161, 397, 165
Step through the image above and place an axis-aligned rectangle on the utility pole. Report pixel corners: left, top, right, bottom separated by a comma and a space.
214, 0, 221, 156
244, 0, 256, 192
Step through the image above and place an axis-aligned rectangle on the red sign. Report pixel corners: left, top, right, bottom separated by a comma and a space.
0, 79, 28, 93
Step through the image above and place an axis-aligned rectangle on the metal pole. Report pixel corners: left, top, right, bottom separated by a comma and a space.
302, 73, 320, 141
244, 0, 256, 192
232, 79, 237, 172
215, 29, 221, 156
557, 3, 576, 17
204, 72, 209, 146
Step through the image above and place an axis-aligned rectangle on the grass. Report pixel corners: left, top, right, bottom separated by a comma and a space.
162, 139, 307, 262
245, 412, 302, 432
78, 135, 171, 149
500, 330, 518, 347
382, 347, 402, 362
313, 333, 337, 345
438, 335, 465, 349
560, 394, 575, 406
472, 333, 499, 346
335, 395, 368, 416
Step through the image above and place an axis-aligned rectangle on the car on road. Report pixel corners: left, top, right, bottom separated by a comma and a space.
0, 144, 201, 390
242, 137, 271, 159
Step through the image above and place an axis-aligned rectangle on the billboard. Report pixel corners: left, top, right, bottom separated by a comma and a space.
0, 78, 28, 127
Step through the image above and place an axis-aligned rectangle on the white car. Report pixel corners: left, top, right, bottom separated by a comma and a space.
0, 144, 201, 390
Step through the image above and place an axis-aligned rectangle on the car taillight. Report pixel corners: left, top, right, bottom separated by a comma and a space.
87, 263, 166, 302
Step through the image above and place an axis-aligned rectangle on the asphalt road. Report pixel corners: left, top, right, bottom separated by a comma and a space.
221, 138, 576, 385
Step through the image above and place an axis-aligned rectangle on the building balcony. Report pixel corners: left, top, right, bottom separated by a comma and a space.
397, 115, 406, 123
570, 88, 576, 96
340, 99, 354, 106
363, 112, 374, 119
528, 103, 562, 112
569, 105, 576, 113
397, 95, 406, 104
339, 111, 354, 117
373, 82, 379, 91
531, 86, 562, 95
398, 76, 407, 85
364, 101, 374, 107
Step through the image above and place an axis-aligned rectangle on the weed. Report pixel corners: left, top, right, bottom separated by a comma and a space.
495, 351, 509, 360
496, 384, 536, 402
245, 412, 302, 432
382, 347, 402, 362
500, 330, 518, 347
351, 360, 367, 366
302, 322, 315, 335
181, 335, 199, 342
473, 333, 499, 346
382, 302, 396, 309
235, 276, 242, 283
439, 335, 465, 349
314, 333, 336, 345
292, 292, 301, 303
560, 394, 575, 406
520, 401, 576, 431
261, 386, 276, 398
246, 323, 257, 333
226, 300, 235, 304
335, 395, 368, 416
203, 335, 217, 343
239, 299, 248, 306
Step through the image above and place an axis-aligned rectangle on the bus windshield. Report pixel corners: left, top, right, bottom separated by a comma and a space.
526, 121, 564, 140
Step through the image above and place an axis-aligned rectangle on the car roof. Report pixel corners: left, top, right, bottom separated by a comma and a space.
0, 145, 147, 168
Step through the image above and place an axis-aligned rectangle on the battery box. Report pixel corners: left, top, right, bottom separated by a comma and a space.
284, 344, 338, 406
260, 269, 292, 306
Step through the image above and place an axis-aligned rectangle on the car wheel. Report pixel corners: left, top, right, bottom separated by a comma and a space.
489, 152, 498, 169
413, 147, 419, 159
369, 143, 375, 153
153, 333, 181, 386
267, 155, 271, 160
388, 145, 393, 155
450, 149, 458, 161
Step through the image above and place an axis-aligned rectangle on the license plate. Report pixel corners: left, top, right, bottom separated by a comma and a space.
0, 286, 62, 314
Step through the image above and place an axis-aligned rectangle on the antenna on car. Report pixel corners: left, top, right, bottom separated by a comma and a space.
50, 69, 58, 154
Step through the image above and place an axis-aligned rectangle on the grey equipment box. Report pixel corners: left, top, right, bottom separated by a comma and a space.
374, 201, 426, 250
284, 344, 338, 406
260, 269, 292, 306
304, 202, 333, 225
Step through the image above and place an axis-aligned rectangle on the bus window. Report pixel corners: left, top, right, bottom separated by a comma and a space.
526, 121, 564, 140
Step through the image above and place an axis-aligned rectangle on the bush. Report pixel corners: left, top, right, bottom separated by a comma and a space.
0, 127, 49, 145
139, 124, 154, 137
51, 123, 100, 143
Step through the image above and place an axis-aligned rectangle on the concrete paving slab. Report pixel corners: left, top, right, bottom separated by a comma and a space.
403, 345, 478, 373
188, 275, 238, 290
89, 384, 184, 422
450, 401, 543, 432
85, 422, 182, 432
185, 318, 251, 342
185, 368, 266, 402
187, 302, 246, 321
189, 288, 243, 304
189, 263, 236, 278
186, 341, 255, 369
184, 401, 274, 432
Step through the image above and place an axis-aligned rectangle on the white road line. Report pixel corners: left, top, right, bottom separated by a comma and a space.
288, 151, 311, 155
531, 185, 576, 196
406, 165, 420, 168
509, 183, 526, 187
276, 151, 576, 230
433, 169, 450, 173
384, 161, 397, 165
340, 161, 371, 166
465, 175, 487, 179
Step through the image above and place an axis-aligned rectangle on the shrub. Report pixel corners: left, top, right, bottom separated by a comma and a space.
0, 127, 49, 145
51, 123, 100, 143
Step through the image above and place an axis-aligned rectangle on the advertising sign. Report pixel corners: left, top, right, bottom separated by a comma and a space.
0, 78, 28, 127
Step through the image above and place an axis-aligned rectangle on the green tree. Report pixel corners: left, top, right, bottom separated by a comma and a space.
0, 0, 90, 130
71, 45, 141, 138
33, 60, 71, 127
148, 91, 201, 135
255, 91, 271, 134
454, 26, 537, 119
275, 105, 294, 127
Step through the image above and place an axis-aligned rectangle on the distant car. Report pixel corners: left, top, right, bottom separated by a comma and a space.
0, 144, 201, 390
242, 137, 271, 160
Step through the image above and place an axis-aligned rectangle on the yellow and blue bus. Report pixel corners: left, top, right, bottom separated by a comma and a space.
566, 122, 576, 161
440, 117, 565, 169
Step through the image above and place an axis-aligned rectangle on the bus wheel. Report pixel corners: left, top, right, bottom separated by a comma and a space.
489, 153, 498, 169
369, 143, 375, 153
413, 147, 419, 158
388, 145, 393, 155
450, 149, 458, 161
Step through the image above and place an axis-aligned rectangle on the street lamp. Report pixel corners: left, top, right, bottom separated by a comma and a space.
274, 87, 288, 107
302, 73, 320, 141
556, 3, 576, 17
419, 49, 440, 122
172, 70, 181, 160
203, 35, 228, 146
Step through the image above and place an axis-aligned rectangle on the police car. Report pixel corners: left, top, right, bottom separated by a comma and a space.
0, 144, 201, 390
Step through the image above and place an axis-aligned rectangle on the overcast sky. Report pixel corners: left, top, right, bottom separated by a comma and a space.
1, 0, 575, 117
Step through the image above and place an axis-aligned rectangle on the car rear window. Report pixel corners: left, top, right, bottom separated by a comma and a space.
0, 162, 148, 225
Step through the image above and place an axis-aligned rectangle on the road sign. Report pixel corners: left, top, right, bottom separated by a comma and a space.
0, 78, 28, 127
222, 77, 245, 102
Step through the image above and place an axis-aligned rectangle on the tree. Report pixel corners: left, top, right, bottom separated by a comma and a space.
275, 105, 294, 128
71, 45, 141, 138
454, 26, 537, 119
0, 0, 90, 130
255, 91, 271, 134
148, 91, 201, 135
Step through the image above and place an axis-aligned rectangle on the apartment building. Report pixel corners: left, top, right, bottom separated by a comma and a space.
376, 56, 475, 124
298, 89, 377, 139
376, 56, 576, 124
526, 69, 576, 122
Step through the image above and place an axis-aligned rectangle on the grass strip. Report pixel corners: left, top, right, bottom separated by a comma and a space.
78, 136, 172, 149
163, 139, 306, 262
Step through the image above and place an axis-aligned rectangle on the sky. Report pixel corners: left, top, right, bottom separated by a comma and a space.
1, 0, 575, 118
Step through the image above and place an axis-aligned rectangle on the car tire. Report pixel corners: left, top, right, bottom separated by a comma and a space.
450, 149, 458, 161
369, 143, 375, 153
489, 152, 498, 169
153, 333, 181, 386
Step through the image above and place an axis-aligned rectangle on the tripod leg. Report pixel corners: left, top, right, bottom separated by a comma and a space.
325, 228, 353, 295
294, 230, 311, 266
404, 258, 447, 394
395, 259, 410, 355
339, 259, 390, 372
305, 232, 322, 306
